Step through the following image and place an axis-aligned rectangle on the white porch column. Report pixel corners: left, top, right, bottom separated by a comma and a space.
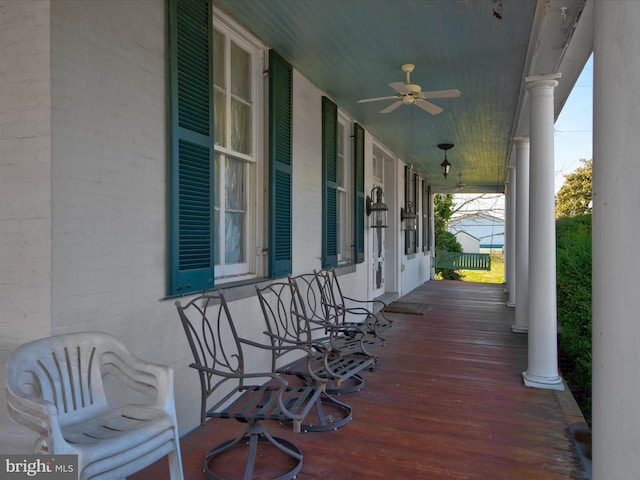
522, 75, 563, 391
503, 177, 509, 290
593, 3, 640, 477
506, 166, 516, 307
512, 138, 529, 331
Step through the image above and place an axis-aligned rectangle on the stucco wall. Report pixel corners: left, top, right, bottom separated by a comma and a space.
0, 0, 52, 346
47, 0, 202, 429
291, 70, 324, 274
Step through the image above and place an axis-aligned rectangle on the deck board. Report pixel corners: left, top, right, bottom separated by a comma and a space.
131, 280, 587, 480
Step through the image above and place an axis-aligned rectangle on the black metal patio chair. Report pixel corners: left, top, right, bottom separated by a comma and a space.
319, 268, 393, 340
290, 271, 382, 358
176, 293, 332, 480
254, 279, 377, 395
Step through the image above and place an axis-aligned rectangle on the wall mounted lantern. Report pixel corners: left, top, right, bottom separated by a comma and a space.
401, 201, 417, 231
366, 186, 388, 228
438, 143, 454, 178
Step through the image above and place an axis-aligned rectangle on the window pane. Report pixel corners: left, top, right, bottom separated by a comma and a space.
230, 41, 251, 101
213, 29, 225, 89
231, 98, 251, 154
225, 212, 245, 264
214, 153, 221, 207
214, 89, 226, 146
225, 157, 245, 210
214, 153, 221, 265
214, 209, 220, 265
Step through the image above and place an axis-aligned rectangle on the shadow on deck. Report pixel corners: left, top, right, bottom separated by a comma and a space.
132, 280, 589, 480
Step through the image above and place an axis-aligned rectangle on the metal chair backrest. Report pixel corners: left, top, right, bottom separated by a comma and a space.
255, 280, 312, 367
313, 269, 345, 323
290, 272, 334, 323
175, 293, 246, 424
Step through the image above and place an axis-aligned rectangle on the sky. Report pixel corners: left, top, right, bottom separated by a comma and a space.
553, 54, 593, 193
453, 54, 594, 218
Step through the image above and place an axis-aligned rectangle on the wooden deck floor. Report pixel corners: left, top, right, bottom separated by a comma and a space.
131, 280, 588, 480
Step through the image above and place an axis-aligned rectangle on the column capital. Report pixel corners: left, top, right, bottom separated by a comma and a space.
525, 73, 561, 90
513, 135, 530, 144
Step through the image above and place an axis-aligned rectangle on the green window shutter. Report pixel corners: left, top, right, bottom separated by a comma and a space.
354, 123, 365, 264
269, 50, 293, 277
322, 96, 338, 268
422, 180, 431, 252
167, 0, 215, 295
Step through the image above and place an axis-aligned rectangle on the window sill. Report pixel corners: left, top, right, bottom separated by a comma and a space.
333, 263, 357, 276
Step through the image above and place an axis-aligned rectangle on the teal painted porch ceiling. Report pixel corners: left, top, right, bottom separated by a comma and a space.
216, 0, 589, 193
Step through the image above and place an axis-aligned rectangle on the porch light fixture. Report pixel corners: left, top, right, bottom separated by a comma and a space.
366, 186, 388, 229
401, 201, 417, 231
438, 143, 454, 179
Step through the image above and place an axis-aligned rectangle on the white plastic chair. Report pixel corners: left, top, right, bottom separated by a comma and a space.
5, 332, 184, 480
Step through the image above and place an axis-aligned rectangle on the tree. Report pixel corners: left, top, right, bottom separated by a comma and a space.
555, 159, 592, 218
434, 193, 463, 280
434, 193, 455, 234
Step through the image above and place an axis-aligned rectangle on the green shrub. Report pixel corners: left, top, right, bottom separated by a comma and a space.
556, 214, 592, 420
435, 230, 464, 280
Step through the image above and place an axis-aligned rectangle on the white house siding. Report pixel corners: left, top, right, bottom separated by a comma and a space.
291, 70, 323, 274
0, 1, 432, 444
0, 0, 52, 347
50, 0, 169, 340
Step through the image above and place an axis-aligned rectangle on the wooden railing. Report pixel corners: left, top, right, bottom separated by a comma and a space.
434, 252, 492, 271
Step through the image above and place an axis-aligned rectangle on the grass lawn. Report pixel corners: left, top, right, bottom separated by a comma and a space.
458, 254, 504, 283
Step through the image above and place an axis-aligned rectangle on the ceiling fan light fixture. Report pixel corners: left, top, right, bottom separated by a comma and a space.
357, 64, 460, 115
438, 143, 454, 179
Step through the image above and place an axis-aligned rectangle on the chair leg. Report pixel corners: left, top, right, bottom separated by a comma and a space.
325, 373, 365, 394
204, 421, 303, 480
167, 444, 185, 480
295, 392, 352, 432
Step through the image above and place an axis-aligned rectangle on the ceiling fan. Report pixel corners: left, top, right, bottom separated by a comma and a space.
444, 173, 466, 191
358, 64, 461, 115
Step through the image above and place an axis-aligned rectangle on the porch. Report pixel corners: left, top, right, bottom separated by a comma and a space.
132, 280, 589, 480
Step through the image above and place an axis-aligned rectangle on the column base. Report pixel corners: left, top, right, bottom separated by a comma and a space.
511, 324, 528, 333
506, 302, 516, 308
522, 371, 565, 391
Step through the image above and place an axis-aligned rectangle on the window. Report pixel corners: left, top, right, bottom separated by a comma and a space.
213, 20, 263, 280
422, 180, 431, 252
167, 0, 274, 295
322, 98, 365, 267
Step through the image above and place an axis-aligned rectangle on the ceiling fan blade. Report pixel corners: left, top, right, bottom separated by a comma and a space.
379, 101, 403, 114
357, 95, 399, 104
389, 81, 410, 94
421, 88, 461, 99
415, 99, 443, 115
